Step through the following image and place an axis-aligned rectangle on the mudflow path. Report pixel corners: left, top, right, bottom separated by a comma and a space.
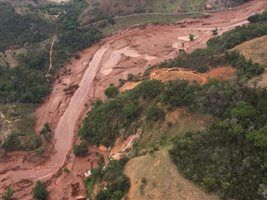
0, 0, 266, 199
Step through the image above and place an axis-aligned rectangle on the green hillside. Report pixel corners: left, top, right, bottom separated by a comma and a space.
80, 10, 267, 200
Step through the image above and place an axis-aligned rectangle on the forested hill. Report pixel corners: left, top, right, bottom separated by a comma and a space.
78, 10, 267, 200
0, 0, 102, 153
0, 0, 102, 103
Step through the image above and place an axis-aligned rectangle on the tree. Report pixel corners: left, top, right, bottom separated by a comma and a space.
107, 16, 115, 25
189, 34, 195, 41
162, 80, 196, 107
1, 133, 21, 152
146, 103, 165, 121
32, 181, 49, 200
212, 28, 218, 36
134, 80, 164, 99
246, 124, 267, 148
2, 187, 14, 200
105, 84, 119, 98
40, 123, 51, 142
93, 100, 103, 110
73, 142, 88, 157
123, 103, 139, 120
179, 49, 186, 55
230, 101, 256, 128
197, 65, 209, 73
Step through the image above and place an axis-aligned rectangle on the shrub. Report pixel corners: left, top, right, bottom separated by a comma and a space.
146, 103, 165, 122
95, 159, 130, 200
78, 99, 124, 146
17, 50, 49, 70
35, 147, 45, 156
1, 133, 21, 152
225, 51, 264, 79
73, 142, 88, 157
201, 177, 217, 192
40, 123, 52, 142
92, 100, 103, 110
248, 10, 267, 23
140, 177, 147, 194
134, 79, 164, 99
197, 65, 209, 73
189, 34, 195, 41
123, 103, 139, 120
2, 187, 13, 200
212, 29, 218, 36
23, 135, 42, 151
162, 80, 196, 107
105, 84, 119, 98
32, 181, 49, 200
141, 177, 147, 184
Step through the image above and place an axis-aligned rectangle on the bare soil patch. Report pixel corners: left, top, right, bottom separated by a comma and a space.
121, 66, 236, 92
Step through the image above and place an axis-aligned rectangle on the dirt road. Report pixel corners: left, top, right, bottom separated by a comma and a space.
0, 0, 266, 199
47, 36, 56, 73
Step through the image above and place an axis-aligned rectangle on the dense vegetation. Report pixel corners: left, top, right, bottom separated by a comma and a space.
86, 159, 130, 200
48, 0, 102, 68
0, 65, 50, 103
0, 2, 53, 104
79, 10, 267, 200
73, 142, 88, 157
78, 79, 165, 147
0, 2, 54, 52
0, 0, 102, 104
79, 45, 265, 147
247, 9, 267, 23
167, 11, 267, 200
32, 181, 49, 200
0, 0, 103, 152
170, 88, 267, 199
104, 84, 120, 98
160, 10, 267, 78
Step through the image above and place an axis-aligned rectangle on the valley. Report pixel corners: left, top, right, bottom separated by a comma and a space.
0, 0, 266, 199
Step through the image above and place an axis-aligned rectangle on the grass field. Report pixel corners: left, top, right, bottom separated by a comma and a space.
233, 35, 267, 65
233, 35, 267, 87
0, 48, 27, 68
153, 0, 206, 12
80, 0, 207, 26
99, 12, 204, 35
0, 103, 39, 150
124, 149, 218, 200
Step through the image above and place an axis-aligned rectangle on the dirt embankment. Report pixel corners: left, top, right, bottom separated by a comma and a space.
0, 1, 266, 199
121, 66, 236, 92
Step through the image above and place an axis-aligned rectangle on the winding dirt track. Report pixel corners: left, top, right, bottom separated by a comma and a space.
0, 1, 266, 199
